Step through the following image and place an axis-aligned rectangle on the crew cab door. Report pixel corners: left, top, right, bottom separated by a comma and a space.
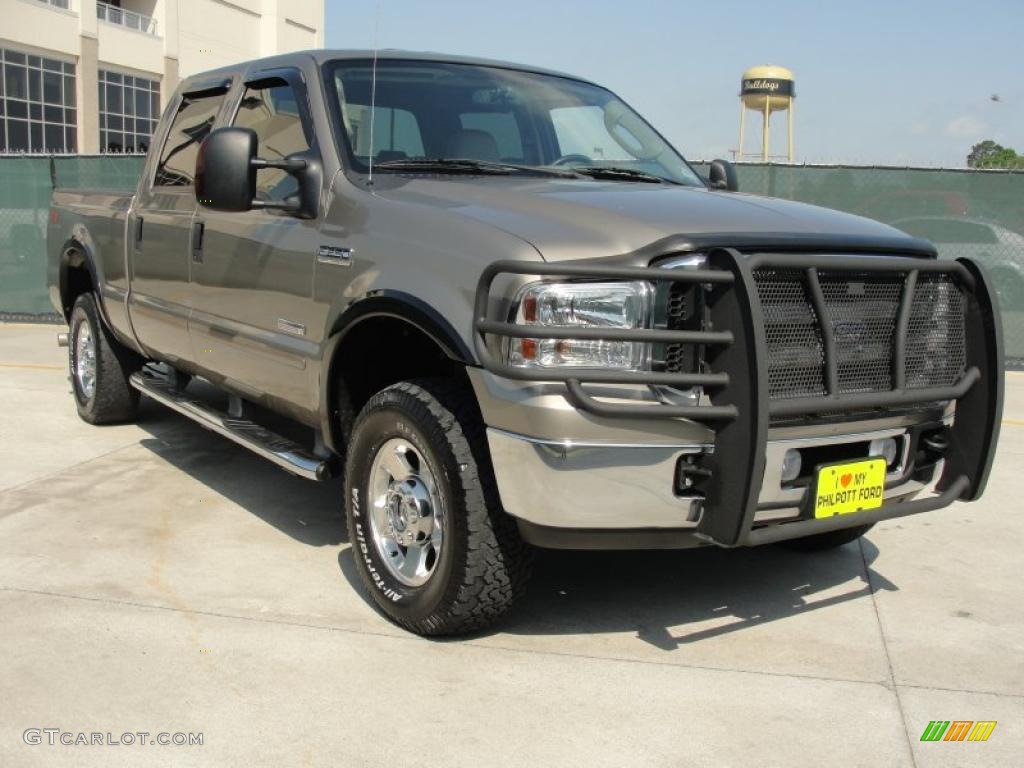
187, 68, 322, 416
129, 82, 230, 364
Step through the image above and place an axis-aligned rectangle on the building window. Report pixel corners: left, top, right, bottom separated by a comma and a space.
0, 47, 77, 154
99, 70, 160, 154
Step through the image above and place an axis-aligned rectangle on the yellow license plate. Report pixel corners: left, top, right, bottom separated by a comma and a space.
813, 458, 887, 518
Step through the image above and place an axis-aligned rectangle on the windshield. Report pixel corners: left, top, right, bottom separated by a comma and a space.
325, 59, 704, 186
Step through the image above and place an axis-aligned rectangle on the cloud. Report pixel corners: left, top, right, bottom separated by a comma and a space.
943, 115, 987, 139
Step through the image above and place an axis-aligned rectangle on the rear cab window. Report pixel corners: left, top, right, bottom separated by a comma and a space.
341, 103, 424, 161
457, 112, 524, 162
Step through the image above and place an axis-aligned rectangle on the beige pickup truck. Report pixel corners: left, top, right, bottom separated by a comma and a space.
48, 51, 1004, 635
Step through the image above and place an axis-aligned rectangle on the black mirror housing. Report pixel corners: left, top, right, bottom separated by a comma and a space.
195, 127, 258, 212
708, 158, 739, 192
195, 127, 321, 219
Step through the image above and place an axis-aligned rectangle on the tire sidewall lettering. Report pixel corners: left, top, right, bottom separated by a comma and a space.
351, 485, 403, 603
346, 403, 458, 619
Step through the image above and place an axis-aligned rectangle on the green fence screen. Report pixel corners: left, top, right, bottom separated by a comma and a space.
691, 163, 1024, 363
0, 157, 53, 317
1, 157, 1021, 362
0, 155, 146, 318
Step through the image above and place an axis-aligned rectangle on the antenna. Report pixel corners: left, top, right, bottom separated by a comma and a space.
367, 0, 382, 186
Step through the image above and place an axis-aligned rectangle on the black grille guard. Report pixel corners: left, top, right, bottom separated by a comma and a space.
473, 248, 1004, 546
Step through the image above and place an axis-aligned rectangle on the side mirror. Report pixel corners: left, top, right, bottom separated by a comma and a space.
196, 127, 320, 218
708, 158, 739, 192
195, 127, 257, 212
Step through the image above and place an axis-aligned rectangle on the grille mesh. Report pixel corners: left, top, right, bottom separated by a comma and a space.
905, 274, 967, 388
818, 272, 903, 393
663, 266, 967, 405
751, 267, 966, 401
752, 270, 826, 399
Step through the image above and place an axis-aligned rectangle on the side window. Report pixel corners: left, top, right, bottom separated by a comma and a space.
550, 105, 634, 162
458, 112, 523, 161
154, 91, 226, 187
233, 80, 311, 201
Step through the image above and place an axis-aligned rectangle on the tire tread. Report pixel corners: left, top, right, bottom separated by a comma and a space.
70, 293, 141, 424
347, 378, 531, 635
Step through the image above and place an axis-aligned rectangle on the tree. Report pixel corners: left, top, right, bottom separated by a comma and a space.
967, 140, 1024, 169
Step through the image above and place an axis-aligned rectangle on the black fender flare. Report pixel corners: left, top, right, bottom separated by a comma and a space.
318, 290, 476, 452
58, 236, 106, 323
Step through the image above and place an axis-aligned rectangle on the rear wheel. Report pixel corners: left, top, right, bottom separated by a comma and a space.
779, 523, 874, 552
68, 293, 142, 424
344, 378, 531, 635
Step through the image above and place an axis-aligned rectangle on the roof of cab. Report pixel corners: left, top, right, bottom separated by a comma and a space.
177, 49, 596, 91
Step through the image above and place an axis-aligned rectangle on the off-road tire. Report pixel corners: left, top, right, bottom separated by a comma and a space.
779, 523, 874, 552
344, 378, 531, 635
69, 293, 142, 424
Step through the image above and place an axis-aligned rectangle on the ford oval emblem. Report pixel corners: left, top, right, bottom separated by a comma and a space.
834, 320, 868, 344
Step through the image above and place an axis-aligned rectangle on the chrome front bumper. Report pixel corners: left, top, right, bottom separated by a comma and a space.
487, 424, 947, 533
486, 428, 706, 529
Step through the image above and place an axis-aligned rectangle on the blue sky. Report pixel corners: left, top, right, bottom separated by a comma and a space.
325, 0, 1023, 167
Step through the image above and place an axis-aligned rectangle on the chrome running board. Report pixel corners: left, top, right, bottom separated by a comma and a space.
129, 369, 332, 481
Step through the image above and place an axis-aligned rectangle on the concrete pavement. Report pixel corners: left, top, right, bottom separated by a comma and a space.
1, 323, 1022, 767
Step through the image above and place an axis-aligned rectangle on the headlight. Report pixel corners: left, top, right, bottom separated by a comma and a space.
507, 281, 652, 370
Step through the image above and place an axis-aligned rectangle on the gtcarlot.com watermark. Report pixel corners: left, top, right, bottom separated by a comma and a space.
23, 729, 203, 747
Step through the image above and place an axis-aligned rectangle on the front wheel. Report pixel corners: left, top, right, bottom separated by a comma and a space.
344, 379, 531, 635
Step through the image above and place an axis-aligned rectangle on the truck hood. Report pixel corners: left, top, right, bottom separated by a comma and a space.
376, 178, 923, 261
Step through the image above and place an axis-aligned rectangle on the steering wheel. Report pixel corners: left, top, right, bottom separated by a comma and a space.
550, 153, 593, 167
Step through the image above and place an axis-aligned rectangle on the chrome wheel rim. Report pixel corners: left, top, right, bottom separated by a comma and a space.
368, 438, 444, 587
74, 320, 96, 401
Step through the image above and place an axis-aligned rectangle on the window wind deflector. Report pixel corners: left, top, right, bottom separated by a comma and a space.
183, 77, 232, 99
245, 76, 290, 90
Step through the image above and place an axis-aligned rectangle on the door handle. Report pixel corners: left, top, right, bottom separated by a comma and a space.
134, 216, 144, 244
191, 221, 205, 262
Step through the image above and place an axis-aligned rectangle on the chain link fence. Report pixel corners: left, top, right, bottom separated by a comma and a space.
693, 162, 1024, 364
0, 157, 53, 319
0, 155, 145, 322
1, 156, 1021, 363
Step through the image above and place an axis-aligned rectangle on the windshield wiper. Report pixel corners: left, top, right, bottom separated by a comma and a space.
568, 166, 678, 184
373, 158, 576, 178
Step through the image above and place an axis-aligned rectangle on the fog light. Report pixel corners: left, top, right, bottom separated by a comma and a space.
869, 437, 899, 468
781, 449, 802, 484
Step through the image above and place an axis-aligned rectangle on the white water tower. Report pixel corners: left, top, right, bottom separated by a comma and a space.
737, 65, 795, 162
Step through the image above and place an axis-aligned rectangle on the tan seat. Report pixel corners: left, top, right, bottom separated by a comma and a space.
445, 129, 500, 161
